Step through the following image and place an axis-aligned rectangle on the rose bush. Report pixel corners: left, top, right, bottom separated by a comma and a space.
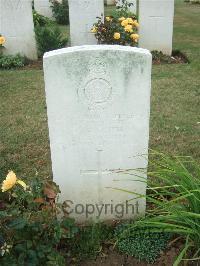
91, 0, 139, 46
0, 171, 78, 265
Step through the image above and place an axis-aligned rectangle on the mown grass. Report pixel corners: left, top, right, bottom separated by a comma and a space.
150, 0, 200, 159
0, 0, 199, 181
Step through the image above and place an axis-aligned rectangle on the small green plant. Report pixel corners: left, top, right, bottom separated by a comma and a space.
91, 0, 139, 46
70, 223, 114, 260
0, 171, 78, 265
115, 223, 171, 263
33, 10, 53, 27
50, 0, 69, 25
115, 0, 136, 17
0, 54, 26, 69
34, 25, 68, 56
0, 34, 27, 69
123, 152, 200, 265
189, 0, 200, 4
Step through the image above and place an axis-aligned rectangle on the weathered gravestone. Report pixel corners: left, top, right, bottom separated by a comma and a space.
43, 45, 152, 222
68, 0, 104, 46
139, 0, 174, 55
34, 0, 53, 19
0, 0, 37, 60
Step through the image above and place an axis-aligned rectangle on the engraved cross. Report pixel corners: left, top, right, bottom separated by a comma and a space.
80, 150, 109, 203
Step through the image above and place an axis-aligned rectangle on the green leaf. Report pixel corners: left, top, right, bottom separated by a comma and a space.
8, 218, 27, 229
18, 253, 25, 265
173, 242, 191, 266
26, 240, 33, 249
0, 211, 9, 217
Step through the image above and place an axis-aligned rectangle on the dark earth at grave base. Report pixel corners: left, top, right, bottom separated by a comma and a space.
152, 50, 189, 65
68, 240, 199, 266
21, 50, 189, 71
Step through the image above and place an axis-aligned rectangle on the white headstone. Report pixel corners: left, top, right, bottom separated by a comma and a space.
117, 0, 137, 14
43, 45, 152, 222
0, 0, 37, 60
139, 0, 174, 55
68, 0, 104, 46
34, 0, 53, 19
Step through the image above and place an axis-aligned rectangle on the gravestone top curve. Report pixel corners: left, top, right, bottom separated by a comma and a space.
44, 45, 151, 59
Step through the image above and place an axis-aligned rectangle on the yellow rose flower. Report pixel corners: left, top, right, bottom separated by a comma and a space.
118, 17, 125, 22
91, 26, 97, 33
127, 17, 134, 24
106, 16, 112, 22
114, 32, 120, 40
133, 20, 139, 28
124, 24, 133, 33
1, 171, 27, 192
130, 33, 139, 42
1, 171, 17, 192
121, 19, 129, 27
0, 36, 6, 45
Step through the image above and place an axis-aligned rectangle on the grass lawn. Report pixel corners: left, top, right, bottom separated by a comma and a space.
0, 0, 199, 181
